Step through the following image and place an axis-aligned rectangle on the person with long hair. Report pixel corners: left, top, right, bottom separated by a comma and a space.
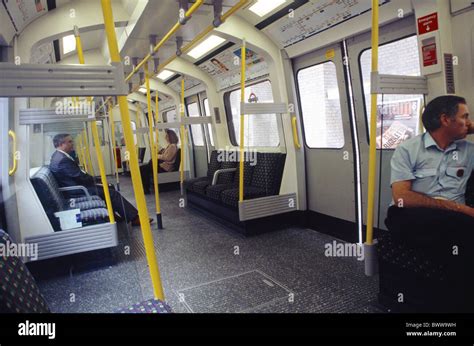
140, 129, 179, 194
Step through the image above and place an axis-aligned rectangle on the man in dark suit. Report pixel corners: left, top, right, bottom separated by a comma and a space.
50, 133, 147, 226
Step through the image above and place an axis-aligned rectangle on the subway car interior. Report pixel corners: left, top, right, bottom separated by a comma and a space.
0, 0, 473, 315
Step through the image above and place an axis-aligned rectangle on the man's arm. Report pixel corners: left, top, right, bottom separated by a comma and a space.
392, 180, 474, 217
59, 158, 94, 186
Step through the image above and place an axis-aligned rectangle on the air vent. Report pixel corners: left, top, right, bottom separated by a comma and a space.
444, 53, 455, 94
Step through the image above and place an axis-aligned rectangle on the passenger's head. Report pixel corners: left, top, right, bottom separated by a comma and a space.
53, 133, 74, 153
165, 129, 179, 145
422, 95, 470, 140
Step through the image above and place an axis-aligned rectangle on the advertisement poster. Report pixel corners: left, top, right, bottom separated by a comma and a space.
376, 98, 421, 149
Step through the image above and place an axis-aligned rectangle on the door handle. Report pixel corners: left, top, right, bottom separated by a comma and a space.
291, 116, 301, 149
8, 130, 18, 176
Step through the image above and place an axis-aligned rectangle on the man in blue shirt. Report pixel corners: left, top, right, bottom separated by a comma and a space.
386, 95, 474, 243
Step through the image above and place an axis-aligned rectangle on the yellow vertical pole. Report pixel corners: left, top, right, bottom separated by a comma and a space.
76, 134, 85, 168
74, 26, 115, 224
154, 92, 161, 153
365, 0, 379, 245
239, 39, 246, 202
83, 127, 94, 175
145, 63, 163, 229
101, 0, 164, 300
180, 78, 185, 194
108, 101, 121, 188
77, 136, 88, 173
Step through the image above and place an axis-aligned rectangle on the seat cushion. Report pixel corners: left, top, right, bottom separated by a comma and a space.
193, 180, 211, 195
80, 208, 109, 224
206, 184, 234, 201
72, 200, 106, 210
0, 230, 50, 313
70, 196, 102, 203
117, 298, 172, 313
221, 186, 267, 208
184, 177, 209, 192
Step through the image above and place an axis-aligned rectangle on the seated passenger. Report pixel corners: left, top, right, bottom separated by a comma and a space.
386, 95, 474, 248
50, 133, 151, 226
140, 129, 179, 194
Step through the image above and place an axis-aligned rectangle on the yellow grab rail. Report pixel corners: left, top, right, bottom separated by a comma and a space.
125, 0, 204, 82
8, 130, 18, 176
83, 127, 95, 175
239, 39, 246, 202
365, 0, 379, 246
145, 63, 163, 229
291, 116, 301, 149
108, 101, 121, 188
75, 27, 115, 224
180, 78, 185, 194
101, 0, 165, 300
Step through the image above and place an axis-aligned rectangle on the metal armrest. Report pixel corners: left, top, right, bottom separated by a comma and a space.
58, 186, 92, 201
212, 168, 237, 185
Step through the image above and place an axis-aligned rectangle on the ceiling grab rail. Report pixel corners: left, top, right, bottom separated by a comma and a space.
93, 0, 250, 117
101, 0, 165, 301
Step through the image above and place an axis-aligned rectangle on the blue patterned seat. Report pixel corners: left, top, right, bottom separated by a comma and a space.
30, 166, 109, 231
0, 230, 50, 313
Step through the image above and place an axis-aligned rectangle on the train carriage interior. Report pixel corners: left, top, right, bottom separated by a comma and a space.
0, 0, 473, 316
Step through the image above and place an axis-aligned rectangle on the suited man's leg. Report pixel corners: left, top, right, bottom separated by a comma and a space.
92, 185, 138, 221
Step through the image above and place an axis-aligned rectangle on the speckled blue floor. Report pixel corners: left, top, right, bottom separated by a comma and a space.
29, 177, 383, 313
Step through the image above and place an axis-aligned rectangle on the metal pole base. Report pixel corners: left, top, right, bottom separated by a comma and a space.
116, 183, 120, 192
364, 239, 378, 276
156, 213, 163, 230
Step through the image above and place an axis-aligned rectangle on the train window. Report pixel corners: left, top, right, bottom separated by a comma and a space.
130, 121, 137, 145
360, 35, 423, 149
297, 61, 345, 149
203, 98, 214, 146
226, 80, 279, 147
187, 102, 205, 146
163, 108, 180, 145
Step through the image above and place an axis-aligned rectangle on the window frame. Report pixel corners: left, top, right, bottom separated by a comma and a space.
223, 79, 280, 147
295, 59, 346, 150
358, 34, 421, 150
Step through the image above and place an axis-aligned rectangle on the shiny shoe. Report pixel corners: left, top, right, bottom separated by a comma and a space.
131, 216, 154, 226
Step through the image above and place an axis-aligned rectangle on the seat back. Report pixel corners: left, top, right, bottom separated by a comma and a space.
138, 147, 146, 164
467, 172, 474, 207
207, 150, 222, 179
173, 148, 181, 171
250, 153, 286, 195
0, 230, 50, 313
30, 166, 65, 231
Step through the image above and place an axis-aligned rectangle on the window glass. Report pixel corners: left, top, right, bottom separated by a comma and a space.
187, 102, 205, 146
163, 108, 180, 145
360, 35, 423, 149
130, 121, 137, 145
297, 61, 345, 148
227, 80, 279, 147
203, 98, 214, 146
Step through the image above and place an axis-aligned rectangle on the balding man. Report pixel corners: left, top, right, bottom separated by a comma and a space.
50, 133, 150, 226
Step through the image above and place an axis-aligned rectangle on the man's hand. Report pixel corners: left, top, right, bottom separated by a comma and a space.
461, 205, 474, 218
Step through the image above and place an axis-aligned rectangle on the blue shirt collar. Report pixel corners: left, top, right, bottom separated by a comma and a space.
423, 132, 458, 152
